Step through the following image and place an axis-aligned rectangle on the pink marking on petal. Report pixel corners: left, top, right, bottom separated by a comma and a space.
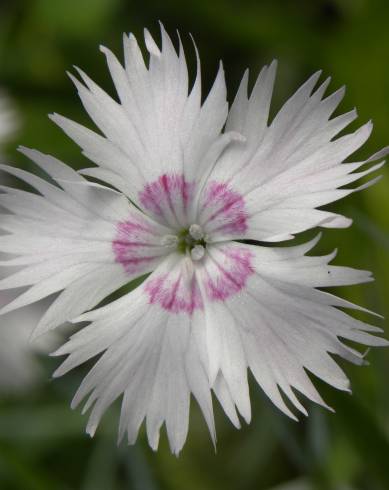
139, 174, 248, 235
145, 272, 204, 314
205, 247, 254, 301
139, 174, 195, 224
144, 246, 254, 315
115, 219, 154, 236
201, 181, 248, 235
113, 216, 161, 275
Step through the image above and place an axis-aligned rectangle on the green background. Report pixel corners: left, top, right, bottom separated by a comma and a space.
0, 0, 388, 489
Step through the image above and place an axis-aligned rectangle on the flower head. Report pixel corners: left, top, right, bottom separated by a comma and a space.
0, 26, 387, 454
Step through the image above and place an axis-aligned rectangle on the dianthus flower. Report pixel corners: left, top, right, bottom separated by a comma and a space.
0, 27, 387, 454
0, 93, 56, 392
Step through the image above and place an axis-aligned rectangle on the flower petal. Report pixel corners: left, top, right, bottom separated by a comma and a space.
205, 67, 388, 241
54, 256, 216, 455
0, 284, 58, 393
52, 235, 386, 452
51, 25, 228, 220
0, 150, 171, 336
200, 238, 386, 420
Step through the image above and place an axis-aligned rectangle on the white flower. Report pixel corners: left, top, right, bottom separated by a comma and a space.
0, 26, 387, 454
0, 95, 53, 393
0, 275, 56, 394
0, 92, 18, 157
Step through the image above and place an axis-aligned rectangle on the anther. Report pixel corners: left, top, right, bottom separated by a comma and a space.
189, 224, 204, 241
191, 244, 205, 261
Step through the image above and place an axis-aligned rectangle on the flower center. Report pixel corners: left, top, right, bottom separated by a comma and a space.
163, 224, 207, 261
138, 173, 248, 238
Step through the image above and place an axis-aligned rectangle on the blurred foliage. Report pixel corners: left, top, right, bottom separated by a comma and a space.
0, 0, 388, 489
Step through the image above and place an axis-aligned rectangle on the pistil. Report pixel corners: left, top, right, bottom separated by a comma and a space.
163, 224, 207, 260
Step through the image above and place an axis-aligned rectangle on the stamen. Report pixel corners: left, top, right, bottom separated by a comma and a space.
191, 244, 205, 261
176, 226, 207, 258
189, 224, 204, 241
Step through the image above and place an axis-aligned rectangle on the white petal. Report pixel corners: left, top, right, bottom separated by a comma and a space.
205, 68, 387, 241
224, 60, 277, 165
51, 26, 228, 224
212, 373, 241, 429
0, 268, 58, 393
32, 263, 129, 339
0, 151, 171, 333
52, 235, 387, 453
54, 257, 217, 455
200, 239, 386, 420
204, 301, 251, 423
